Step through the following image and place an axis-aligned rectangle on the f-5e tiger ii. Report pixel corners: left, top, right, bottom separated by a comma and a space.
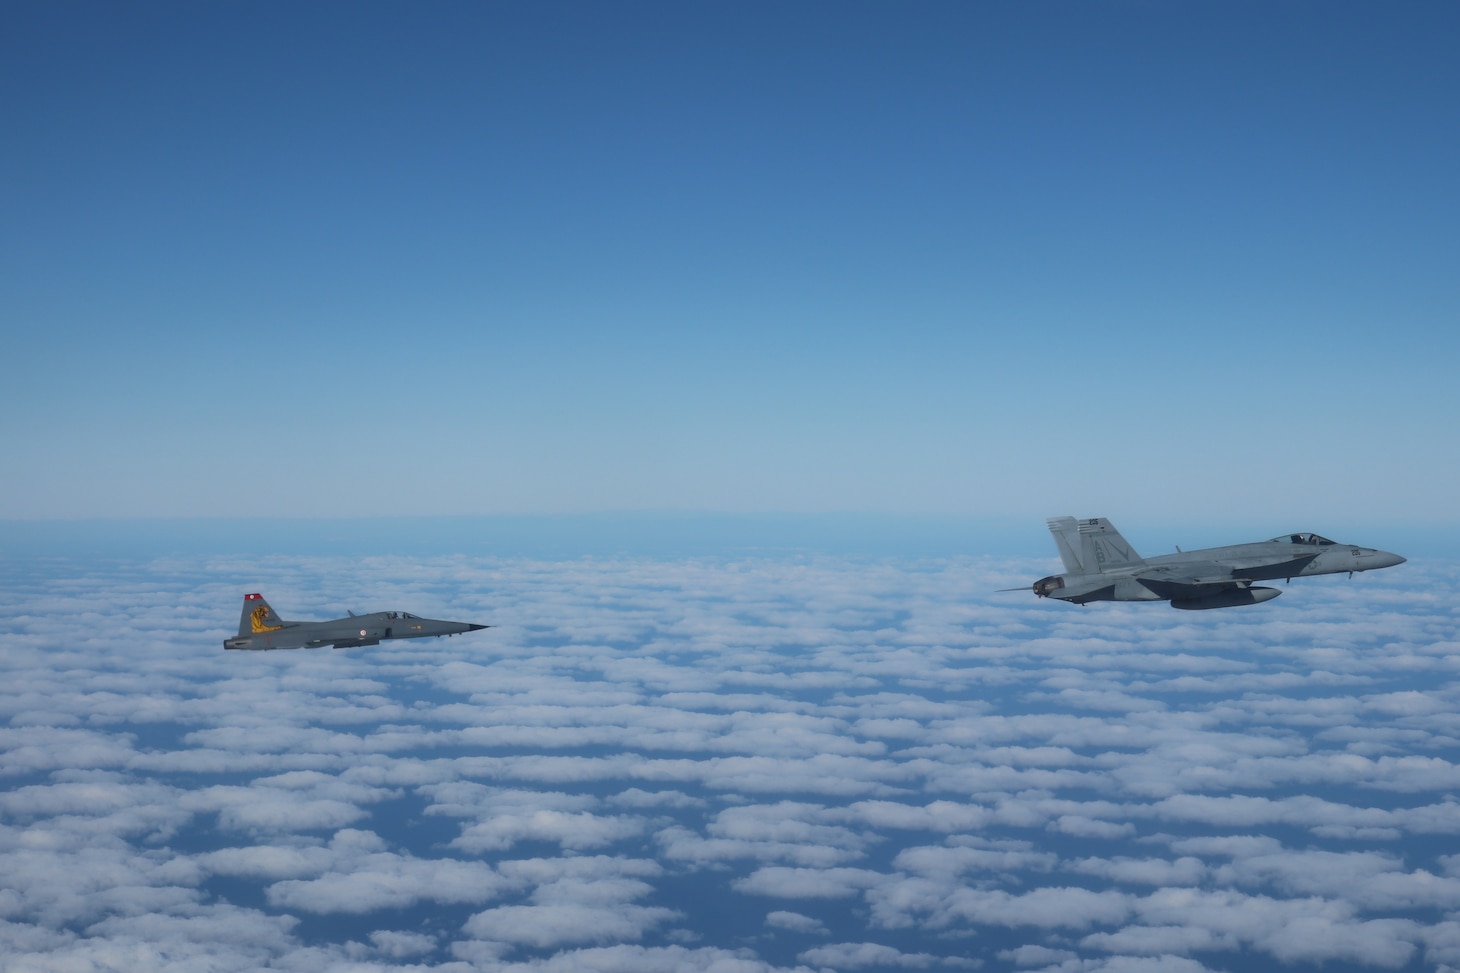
224, 593, 488, 650
1022, 517, 1405, 610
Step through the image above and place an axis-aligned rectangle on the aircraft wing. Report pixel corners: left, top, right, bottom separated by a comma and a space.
1141, 578, 1254, 600
1217, 553, 1321, 575
1135, 561, 1256, 600
1152, 552, 1321, 592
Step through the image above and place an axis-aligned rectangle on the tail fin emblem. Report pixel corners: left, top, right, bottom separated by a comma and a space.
251, 605, 283, 633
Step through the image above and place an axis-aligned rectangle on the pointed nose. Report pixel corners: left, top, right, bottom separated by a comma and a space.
1364, 550, 1406, 571
467, 623, 489, 632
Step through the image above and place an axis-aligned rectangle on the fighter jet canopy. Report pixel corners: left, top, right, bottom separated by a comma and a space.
1270, 533, 1336, 546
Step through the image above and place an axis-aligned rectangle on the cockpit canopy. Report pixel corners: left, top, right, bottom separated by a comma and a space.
1270, 532, 1336, 546
383, 612, 420, 620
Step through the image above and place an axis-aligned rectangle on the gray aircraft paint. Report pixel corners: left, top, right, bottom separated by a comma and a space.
1026, 518, 1405, 610
223, 593, 487, 650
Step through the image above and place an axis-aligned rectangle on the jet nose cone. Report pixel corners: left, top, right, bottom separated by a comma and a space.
1367, 551, 1406, 570
467, 623, 489, 632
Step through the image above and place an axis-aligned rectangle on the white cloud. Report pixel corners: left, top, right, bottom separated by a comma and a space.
997, 943, 1076, 967
891, 842, 1058, 880
451, 808, 648, 854
658, 824, 861, 869
179, 785, 369, 834
462, 902, 681, 951
0, 551, 1454, 972
265, 831, 511, 913
940, 886, 1134, 931
765, 910, 828, 935
608, 787, 705, 809
493, 854, 664, 887
843, 800, 991, 833
656, 801, 872, 869
195, 843, 334, 881
1068, 857, 1207, 888
1048, 815, 1137, 839
1096, 886, 1425, 967
462, 864, 680, 952
798, 941, 973, 968
0, 726, 139, 777
1261, 916, 1420, 968
734, 867, 889, 899
368, 927, 438, 957
453, 942, 810, 971
1084, 957, 1219, 973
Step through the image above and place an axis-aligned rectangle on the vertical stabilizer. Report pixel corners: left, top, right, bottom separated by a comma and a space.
1077, 518, 1146, 573
239, 593, 286, 636
1045, 517, 1085, 573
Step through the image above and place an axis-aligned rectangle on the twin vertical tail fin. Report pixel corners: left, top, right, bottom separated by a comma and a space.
1046, 517, 1085, 573
1047, 517, 1147, 574
238, 593, 286, 636
1077, 518, 1146, 573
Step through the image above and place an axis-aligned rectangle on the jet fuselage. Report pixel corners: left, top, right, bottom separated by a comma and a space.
223, 594, 487, 650
1030, 520, 1405, 610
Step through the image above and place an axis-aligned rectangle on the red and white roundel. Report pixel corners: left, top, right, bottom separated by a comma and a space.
360, 629, 367, 637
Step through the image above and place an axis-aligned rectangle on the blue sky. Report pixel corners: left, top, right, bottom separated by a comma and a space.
4, 2, 1458, 527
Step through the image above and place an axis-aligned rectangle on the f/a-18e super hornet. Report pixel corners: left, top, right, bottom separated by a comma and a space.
223, 593, 488, 650
1018, 517, 1405, 610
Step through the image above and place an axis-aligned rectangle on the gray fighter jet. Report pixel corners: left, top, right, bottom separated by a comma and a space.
223, 593, 488, 650
1021, 517, 1405, 609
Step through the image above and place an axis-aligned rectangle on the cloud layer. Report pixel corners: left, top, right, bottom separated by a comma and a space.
0, 552, 1455, 971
